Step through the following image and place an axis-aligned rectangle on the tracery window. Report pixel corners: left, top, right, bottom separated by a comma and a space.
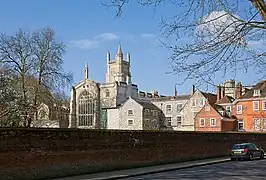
78, 91, 96, 126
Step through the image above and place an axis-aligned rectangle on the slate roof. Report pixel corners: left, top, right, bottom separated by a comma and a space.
134, 99, 162, 111
147, 95, 191, 102
112, 97, 162, 111
238, 80, 266, 99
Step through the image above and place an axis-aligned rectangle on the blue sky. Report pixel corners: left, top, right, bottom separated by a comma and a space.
0, 0, 261, 96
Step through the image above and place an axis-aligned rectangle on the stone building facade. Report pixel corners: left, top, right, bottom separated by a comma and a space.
106, 97, 163, 130
32, 102, 69, 128
69, 45, 138, 129
147, 95, 190, 131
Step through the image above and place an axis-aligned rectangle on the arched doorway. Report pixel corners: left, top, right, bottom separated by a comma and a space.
78, 91, 96, 127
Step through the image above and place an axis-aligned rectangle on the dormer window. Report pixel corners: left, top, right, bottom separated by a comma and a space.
254, 90, 261, 96
219, 111, 225, 116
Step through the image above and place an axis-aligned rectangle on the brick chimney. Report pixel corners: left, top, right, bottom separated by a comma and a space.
235, 82, 242, 99
191, 85, 196, 95
221, 86, 225, 99
216, 84, 221, 102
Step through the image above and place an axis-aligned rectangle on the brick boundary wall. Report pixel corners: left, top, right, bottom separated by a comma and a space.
0, 128, 266, 180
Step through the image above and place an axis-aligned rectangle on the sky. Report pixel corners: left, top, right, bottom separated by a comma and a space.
0, 0, 263, 96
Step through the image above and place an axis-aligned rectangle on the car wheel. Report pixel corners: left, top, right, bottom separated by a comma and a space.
230, 157, 235, 161
249, 154, 253, 161
260, 152, 264, 159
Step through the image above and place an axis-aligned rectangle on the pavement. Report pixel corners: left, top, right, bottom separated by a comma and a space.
49, 157, 230, 180
125, 158, 266, 180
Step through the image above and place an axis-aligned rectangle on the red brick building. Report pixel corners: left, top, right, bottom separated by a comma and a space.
195, 100, 236, 132
233, 80, 266, 132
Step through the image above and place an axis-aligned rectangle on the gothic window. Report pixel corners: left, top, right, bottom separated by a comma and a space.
39, 109, 46, 119
106, 89, 110, 97
78, 91, 96, 127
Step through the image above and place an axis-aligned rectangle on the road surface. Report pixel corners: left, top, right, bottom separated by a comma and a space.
125, 159, 266, 180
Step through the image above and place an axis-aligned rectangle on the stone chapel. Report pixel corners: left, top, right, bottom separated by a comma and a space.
69, 45, 139, 129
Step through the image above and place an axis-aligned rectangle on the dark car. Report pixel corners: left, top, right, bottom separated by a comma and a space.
229, 143, 264, 161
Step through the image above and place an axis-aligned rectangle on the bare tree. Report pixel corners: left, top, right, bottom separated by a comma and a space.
103, 0, 266, 87
0, 69, 21, 126
0, 27, 73, 127
0, 29, 34, 126
31, 27, 72, 122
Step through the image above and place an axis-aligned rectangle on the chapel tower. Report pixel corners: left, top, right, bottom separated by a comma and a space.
105, 44, 131, 84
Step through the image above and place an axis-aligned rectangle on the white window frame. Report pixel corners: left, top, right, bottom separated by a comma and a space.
128, 119, 133, 126
210, 118, 216, 127
262, 101, 266, 111
238, 120, 244, 131
226, 106, 231, 112
253, 118, 261, 131
127, 109, 134, 116
199, 98, 205, 107
200, 118, 205, 127
176, 116, 182, 127
166, 104, 172, 112
237, 105, 242, 114
254, 90, 261, 96
253, 101, 259, 111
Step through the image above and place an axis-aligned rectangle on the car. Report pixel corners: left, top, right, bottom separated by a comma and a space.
229, 143, 264, 161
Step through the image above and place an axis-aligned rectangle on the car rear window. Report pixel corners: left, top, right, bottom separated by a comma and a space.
232, 145, 248, 150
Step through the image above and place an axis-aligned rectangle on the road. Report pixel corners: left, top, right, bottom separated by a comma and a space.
125, 159, 266, 180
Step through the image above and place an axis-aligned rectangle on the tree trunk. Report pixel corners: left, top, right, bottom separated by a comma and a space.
33, 71, 42, 123
21, 73, 28, 127
250, 0, 266, 22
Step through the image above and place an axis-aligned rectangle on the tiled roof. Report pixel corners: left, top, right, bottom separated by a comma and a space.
216, 95, 235, 104
210, 103, 236, 119
201, 92, 217, 104
238, 80, 266, 99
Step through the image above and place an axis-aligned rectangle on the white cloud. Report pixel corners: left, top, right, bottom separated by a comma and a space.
196, 11, 245, 45
70, 39, 100, 50
141, 33, 156, 38
70, 33, 119, 50
95, 33, 119, 41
